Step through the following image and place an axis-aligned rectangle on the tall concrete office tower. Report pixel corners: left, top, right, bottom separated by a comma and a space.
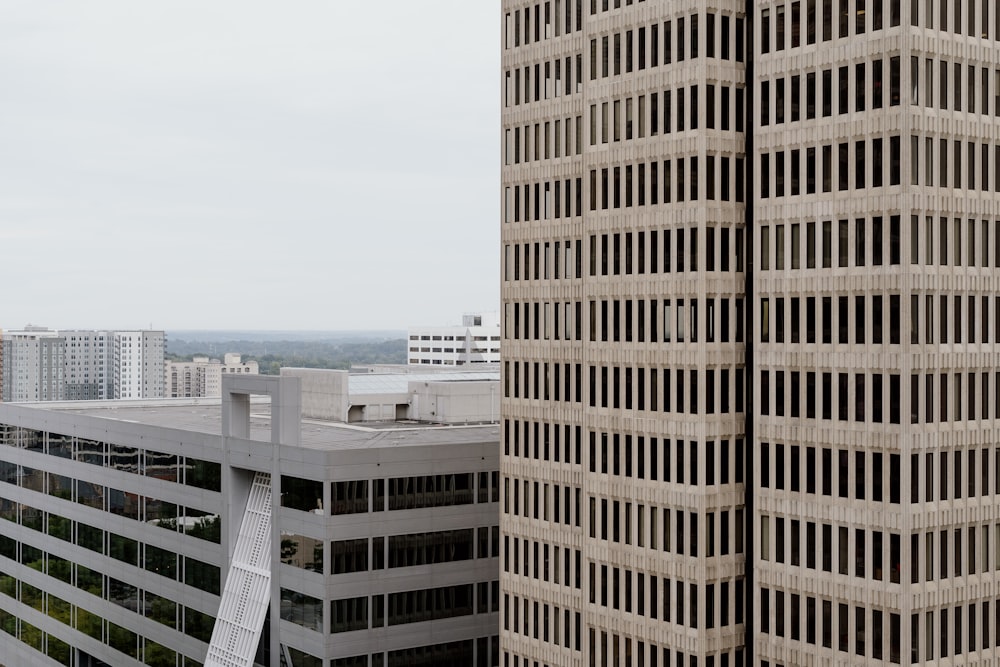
502, 1, 1000, 665
502, 1, 748, 665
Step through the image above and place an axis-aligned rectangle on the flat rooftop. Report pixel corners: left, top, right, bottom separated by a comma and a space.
348, 370, 499, 395
3, 398, 500, 451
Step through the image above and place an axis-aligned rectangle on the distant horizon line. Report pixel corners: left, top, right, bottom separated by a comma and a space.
167, 328, 407, 332
0, 327, 408, 333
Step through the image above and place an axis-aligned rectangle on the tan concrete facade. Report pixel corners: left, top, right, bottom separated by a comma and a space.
503, 1, 1000, 666
502, 1, 748, 665
165, 354, 259, 398
755, 1, 1000, 665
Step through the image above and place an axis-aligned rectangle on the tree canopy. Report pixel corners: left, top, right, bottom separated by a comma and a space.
166, 338, 406, 374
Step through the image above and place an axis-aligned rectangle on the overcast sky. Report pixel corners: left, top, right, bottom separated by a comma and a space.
0, 1, 499, 331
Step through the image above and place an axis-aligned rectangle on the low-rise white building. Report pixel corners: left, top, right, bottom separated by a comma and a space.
283, 366, 499, 424
165, 353, 259, 398
407, 312, 500, 366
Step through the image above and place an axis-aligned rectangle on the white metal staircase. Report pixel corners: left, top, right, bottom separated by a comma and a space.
205, 472, 273, 667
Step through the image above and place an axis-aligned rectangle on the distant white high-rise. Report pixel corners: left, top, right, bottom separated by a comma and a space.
0, 327, 165, 402
62, 330, 113, 400
408, 312, 501, 366
113, 330, 166, 399
0, 327, 65, 402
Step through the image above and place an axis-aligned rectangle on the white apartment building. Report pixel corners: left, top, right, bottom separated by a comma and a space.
63, 331, 113, 401
408, 312, 501, 366
0, 327, 66, 404
0, 370, 500, 667
0, 328, 165, 404
165, 354, 259, 399
113, 331, 165, 400
501, 1, 1000, 665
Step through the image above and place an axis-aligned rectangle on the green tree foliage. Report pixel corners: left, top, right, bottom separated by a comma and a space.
144, 639, 177, 667
20, 620, 42, 650
47, 515, 72, 541
0, 574, 16, 599
48, 634, 72, 666
76, 606, 103, 640
166, 338, 406, 372
183, 607, 214, 642
0, 606, 14, 636
108, 621, 138, 658
149, 595, 177, 629
47, 557, 72, 584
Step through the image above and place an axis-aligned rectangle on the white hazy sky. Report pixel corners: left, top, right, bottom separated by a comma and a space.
1, 1, 499, 331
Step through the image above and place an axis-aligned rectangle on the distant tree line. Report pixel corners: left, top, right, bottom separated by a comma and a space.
165, 338, 406, 374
